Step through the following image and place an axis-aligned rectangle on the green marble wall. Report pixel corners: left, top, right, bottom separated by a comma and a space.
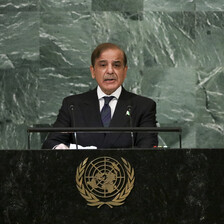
0, 0, 223, 149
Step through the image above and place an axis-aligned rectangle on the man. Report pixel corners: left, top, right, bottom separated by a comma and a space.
42, 43, 158, 149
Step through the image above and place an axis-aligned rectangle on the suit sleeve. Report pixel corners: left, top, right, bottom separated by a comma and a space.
134, 99, 158, 148
42, 98, 73, 149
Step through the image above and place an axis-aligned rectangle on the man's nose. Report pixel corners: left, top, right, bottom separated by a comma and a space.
106, 64, 114, 74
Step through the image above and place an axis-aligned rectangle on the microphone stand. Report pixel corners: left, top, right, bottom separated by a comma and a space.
70, 105, 78, 150
126, 106, 134, 149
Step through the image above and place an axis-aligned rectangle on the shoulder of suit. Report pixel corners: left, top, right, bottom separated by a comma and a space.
123, 88, 156, 105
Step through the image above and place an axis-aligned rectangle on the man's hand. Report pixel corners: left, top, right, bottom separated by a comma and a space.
54, 143, 69, 150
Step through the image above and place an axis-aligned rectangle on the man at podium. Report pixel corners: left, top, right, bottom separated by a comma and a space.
42, 43, 158, 149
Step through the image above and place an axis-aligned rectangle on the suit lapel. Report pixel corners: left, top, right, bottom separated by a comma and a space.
103, 88, 133, 146
78, 89, 105, 146
79, 88, 103, 127
110, 89, 131, 127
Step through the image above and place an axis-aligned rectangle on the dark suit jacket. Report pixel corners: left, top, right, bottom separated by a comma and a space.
42, 87, 158, 149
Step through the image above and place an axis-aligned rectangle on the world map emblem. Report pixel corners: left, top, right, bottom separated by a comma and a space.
76, 157, 135, 208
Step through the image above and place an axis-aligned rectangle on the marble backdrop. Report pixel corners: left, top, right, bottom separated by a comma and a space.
0, 0, 223, 149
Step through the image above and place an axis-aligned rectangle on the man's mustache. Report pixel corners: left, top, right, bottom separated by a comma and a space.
104, 75, 117, 80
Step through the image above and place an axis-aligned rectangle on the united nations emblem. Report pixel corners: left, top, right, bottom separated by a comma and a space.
76, 157, 135, 208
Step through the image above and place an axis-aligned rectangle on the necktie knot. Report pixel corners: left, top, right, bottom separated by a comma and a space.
103, 96, 114, 105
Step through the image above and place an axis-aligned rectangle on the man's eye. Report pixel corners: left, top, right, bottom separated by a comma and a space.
114, 63, 121, 67
100, 63, 106, 67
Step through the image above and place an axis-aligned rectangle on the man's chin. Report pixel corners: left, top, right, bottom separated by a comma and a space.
101, 84, 119, 95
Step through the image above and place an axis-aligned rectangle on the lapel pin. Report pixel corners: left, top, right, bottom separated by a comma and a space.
126, 110, 130, 116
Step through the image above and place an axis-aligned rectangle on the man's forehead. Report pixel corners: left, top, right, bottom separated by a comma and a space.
97, 51, 123, 62
99, 48, 123, 57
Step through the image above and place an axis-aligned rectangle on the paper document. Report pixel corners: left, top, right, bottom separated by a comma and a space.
69, 144, 97, 149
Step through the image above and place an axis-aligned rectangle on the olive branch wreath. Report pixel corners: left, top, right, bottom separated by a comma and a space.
76, 157, 135, 208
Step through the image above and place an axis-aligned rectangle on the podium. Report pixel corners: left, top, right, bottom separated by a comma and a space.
0, 149, 223, 224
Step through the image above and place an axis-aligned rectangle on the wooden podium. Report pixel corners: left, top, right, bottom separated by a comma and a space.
0, 149, 223, 224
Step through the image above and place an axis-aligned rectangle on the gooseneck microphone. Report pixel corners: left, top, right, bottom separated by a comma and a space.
70, 104, 78, 149
126, 105, 134, 148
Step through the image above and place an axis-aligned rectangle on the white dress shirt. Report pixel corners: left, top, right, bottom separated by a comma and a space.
97, 86, 122, 118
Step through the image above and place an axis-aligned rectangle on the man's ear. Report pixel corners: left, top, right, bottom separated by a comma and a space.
124, 66, 128, 78
90, 66, 95, 79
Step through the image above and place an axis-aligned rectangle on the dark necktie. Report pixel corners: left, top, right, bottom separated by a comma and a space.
101, 96, 114, 127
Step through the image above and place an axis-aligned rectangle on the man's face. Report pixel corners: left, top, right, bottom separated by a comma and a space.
90, 48, 128, 95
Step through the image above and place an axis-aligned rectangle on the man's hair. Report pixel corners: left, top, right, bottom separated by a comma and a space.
91, 43, 127, 67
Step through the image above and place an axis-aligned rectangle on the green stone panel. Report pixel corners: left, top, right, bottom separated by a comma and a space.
0, 54, 14, 69
196, 67, 224, 148
144, 0, 196, 11
40, 11, 91, 69
39, 9, 93, 127
196, 12, 224, 68
0, 11, 39, 149
91, 11, 144, 69
157, 125, 195, 148
0, 12, 39, 55
92, 0, 143, 12
0, 0, 37, 12
142, 12, 196, 68
196, 123, 224, 148
140, 66, 196, 148
0, 52, 39, 70
38, 67, 94, 125
195, 12, 224, 147
123, 68, 144, 95
0, 0, 224, 149
196, 0, 224, 11
0, 67, 39, 149
39, 0, 91, 12
0, 123, 28, 149
141, 67, 196, 124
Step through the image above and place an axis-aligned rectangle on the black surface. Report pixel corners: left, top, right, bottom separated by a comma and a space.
0, 149, 224, 224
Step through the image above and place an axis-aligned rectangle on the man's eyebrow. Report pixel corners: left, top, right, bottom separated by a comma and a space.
97, 60, 122, 64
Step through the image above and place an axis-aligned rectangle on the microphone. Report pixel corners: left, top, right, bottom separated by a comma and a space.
126, 105, 134, 148
70, 104, 78, 150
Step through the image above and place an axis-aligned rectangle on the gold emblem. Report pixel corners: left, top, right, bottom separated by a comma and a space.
76, 157, 135, 208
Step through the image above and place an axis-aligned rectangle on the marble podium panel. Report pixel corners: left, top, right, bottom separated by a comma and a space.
0, 149, 223, 224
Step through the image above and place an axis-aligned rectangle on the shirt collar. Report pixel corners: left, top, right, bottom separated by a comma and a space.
97, 86, 122, 100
